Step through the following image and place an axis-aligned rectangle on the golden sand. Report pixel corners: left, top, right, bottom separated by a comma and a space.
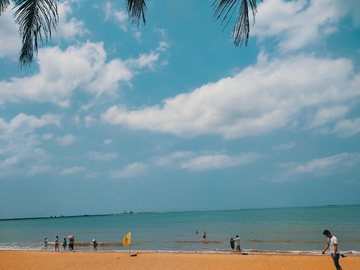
1, 250, 359, 270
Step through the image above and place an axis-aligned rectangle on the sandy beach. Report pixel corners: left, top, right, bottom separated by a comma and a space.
1, 250, 359, 270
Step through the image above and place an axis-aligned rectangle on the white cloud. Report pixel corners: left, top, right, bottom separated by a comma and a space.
102, 53, 360, 139
151, 151, 263, 171
80, 102, 94, 111
305, 106, 349, 129
104, 139, 112, 144
74, 115, 81, 125
55, 1, 89, 41
85, 115, 97, 127
126, 52, 159, 71
133, 30, 141, 41
0, 113, 61, 139
0, 41, 162, 106
180, 152, 263, 171
1, 157, 18, 167
0, 3, 21, 58
56, 134, 77, 146
110, 162, 148, 178
152, 151, 195, 167
273, 142, 296, 150
61, 166, 86, 175
0, 135, 51, 179
85, 172, 101, 179
87, 151, 118, 161
332, 117, 360, 137
0, 42, 105, 107
86, 58, 133, 97
252, 0, 349, 51
156, 41, 170, 52
276, 152, 360, 181
103, 1, 128, 31
29, 165, 52, 175
42, 133, 53, 140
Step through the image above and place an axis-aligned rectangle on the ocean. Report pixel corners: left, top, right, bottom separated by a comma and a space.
0, 205, 359, 254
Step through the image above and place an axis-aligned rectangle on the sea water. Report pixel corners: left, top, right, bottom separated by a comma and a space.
0, 205, 359, 254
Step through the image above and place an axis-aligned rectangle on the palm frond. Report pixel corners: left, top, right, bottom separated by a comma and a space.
0, 0, 11, 15
212, 0, 262, 47
126, 0, 147, 27
13, 0, 58, 68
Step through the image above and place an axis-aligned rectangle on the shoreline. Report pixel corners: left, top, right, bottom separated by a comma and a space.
1, 250, 360, 270
1, 248, 359, 256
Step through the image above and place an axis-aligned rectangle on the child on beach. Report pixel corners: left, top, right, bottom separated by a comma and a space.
63, 238, 67, 250
44, 238, 48, 248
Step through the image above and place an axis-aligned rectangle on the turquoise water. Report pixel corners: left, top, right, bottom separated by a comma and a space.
0, 205, 359, 254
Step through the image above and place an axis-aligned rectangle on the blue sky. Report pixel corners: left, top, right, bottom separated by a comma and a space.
0, 0, 360, 219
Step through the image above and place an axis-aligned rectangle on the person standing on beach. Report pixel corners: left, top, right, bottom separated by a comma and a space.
55, 236, 59, 251
44, 238, 48, 248
322, 230, 342, 270
63, 238, 67, 251
92, 239, 98, 251
69, 237, 75, 251
230, 238, 235, 253
234, 235, 241, 254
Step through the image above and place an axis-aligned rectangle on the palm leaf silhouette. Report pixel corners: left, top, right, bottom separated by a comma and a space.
212, 0, 262, 47
0, 0, 261, 67
0, 0, 10, 15
126, 0, 147, 27
13, 0, 58, 68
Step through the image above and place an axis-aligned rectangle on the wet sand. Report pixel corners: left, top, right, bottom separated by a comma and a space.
1, 250, 359, 270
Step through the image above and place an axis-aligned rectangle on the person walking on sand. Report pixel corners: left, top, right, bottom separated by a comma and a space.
234, 235, 241, 254
63, 238, 67, 251
230, 238, 235, 253
322, 230, 342, 270
44, 238, 48, 248
55, 236, 59, 251
92, 239, 98, 251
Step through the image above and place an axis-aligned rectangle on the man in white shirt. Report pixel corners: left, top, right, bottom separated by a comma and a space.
322, 230, 342, 270
234, 235, 241, 254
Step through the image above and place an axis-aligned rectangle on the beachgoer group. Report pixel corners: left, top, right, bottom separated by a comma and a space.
43, 236, 100, 252
234, 235, 241, 254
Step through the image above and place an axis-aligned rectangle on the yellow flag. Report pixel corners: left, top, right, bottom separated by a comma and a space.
123, 232, 131, 246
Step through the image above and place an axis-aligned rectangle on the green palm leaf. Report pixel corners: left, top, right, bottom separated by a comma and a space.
212, 0, 262, 47
13, 0, 58, 67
